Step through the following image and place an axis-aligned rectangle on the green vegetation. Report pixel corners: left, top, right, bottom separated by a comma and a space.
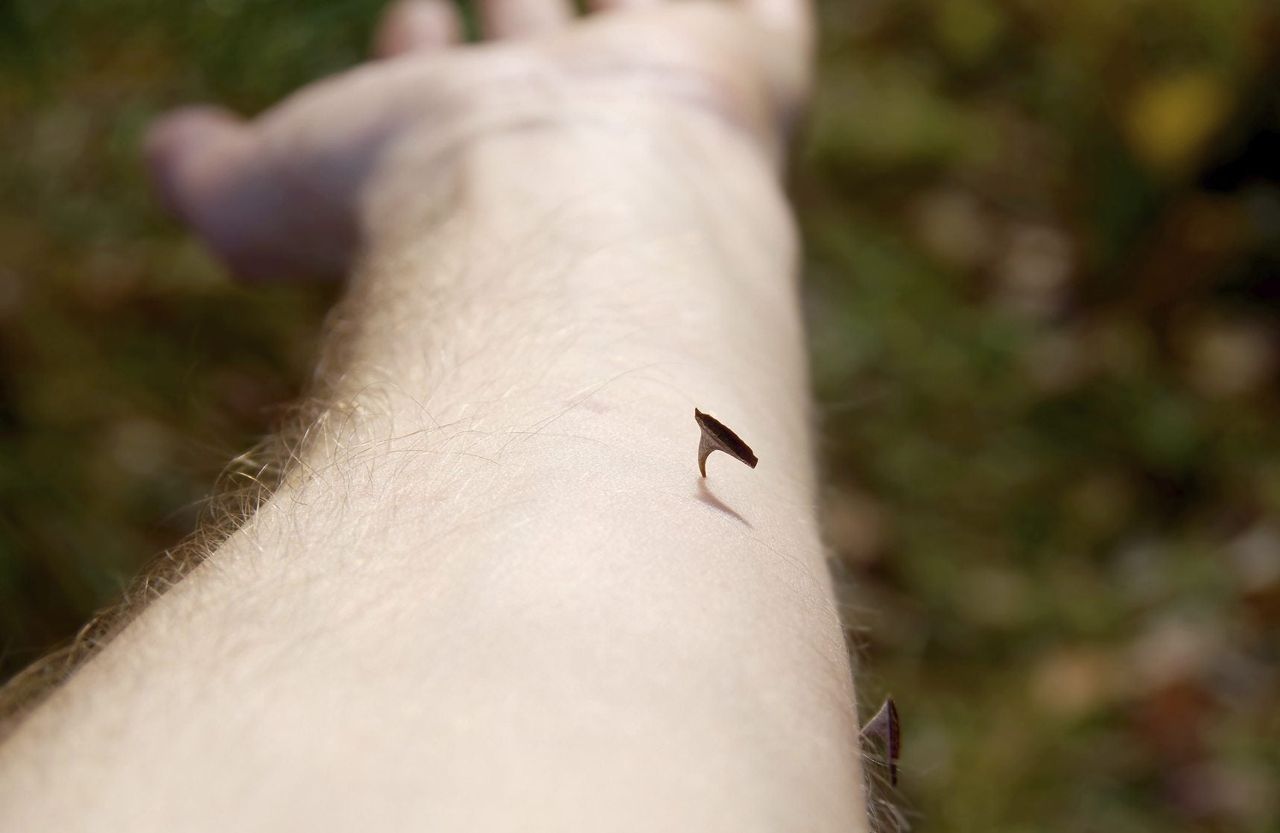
1, 0, 1277, 829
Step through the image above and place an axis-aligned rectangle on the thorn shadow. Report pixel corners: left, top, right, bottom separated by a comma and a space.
695, 478, 752, 529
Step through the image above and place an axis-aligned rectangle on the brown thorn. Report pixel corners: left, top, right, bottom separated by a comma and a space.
694, 409, 758, 477
859, 696, 901, 785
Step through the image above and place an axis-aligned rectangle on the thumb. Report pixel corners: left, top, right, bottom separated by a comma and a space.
146, 106, 347, 281
146, 106, 258, 262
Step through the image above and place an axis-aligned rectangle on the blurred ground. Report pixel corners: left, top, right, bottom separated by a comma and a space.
1, 0, 1278, 830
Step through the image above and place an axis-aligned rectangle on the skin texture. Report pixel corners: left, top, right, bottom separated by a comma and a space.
0, 1, 870, 830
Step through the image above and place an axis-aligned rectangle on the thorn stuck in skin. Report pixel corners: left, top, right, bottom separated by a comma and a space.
859, 697, 901, 785
694, 409, 758, 477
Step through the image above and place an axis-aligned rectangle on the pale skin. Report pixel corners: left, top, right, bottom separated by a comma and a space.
0, 0, 871, 830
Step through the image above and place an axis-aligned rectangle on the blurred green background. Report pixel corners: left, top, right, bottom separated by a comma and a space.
1, 0, 1278, 830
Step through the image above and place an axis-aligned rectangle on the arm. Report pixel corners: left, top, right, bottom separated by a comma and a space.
0, 2, 869, 830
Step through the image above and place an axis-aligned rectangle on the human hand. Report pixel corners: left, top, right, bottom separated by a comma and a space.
145, 0, 813, 281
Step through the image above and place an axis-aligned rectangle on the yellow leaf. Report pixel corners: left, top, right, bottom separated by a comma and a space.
1124, 72, 1231, 176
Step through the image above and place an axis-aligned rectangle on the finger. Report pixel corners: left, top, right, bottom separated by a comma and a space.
737, 0, 814, 139
585, 0, 662, 11
373, 0, 461, 58
145, 107, 349, 280
480, 0, 572, 39
741, 0, 812, 42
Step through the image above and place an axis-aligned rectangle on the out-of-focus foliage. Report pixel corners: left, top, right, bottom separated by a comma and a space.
0, 0, 366, 677
804, 0, 1280, 830
0, 0, 1276, 830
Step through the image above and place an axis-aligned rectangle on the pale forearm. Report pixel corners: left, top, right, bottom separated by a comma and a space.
0, 111, 866, 831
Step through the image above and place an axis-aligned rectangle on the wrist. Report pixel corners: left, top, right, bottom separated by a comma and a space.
357, 91, 789, 258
